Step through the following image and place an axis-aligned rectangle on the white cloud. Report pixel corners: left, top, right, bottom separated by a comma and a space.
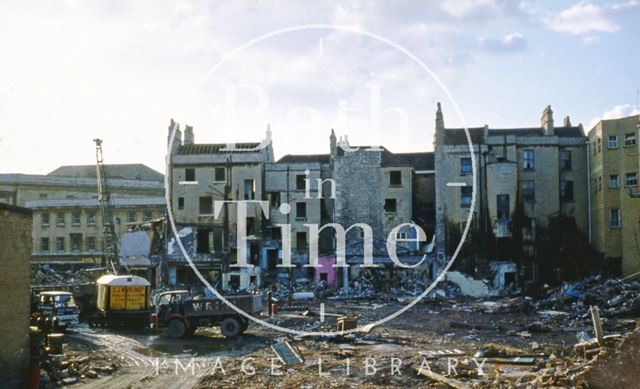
441, 0, 501, 18
590, 104, 640, 128
479, 32, 527, 53
544, 1, 638, 37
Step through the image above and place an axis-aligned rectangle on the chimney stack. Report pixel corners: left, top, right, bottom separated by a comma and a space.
541, 105, 554, 136
167, 119, 182, 155
330, 129, 337, 157
563, 116, 572, 127
434, 102, 446, 149
183, 125, 194, 145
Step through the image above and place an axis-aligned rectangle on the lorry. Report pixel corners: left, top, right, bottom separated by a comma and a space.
89, 274, 152, 329
154, 290, 267, 338
31, 282, 96, 316
31, 291, 80, 331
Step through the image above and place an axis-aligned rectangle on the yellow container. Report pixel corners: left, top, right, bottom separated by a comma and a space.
97, 275, 150, 312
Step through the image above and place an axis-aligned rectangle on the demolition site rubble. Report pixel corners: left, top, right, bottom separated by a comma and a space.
29, 271, 640, 388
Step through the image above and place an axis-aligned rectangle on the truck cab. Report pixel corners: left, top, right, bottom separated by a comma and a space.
154, 290, 191, 316
33, 291, 80, 330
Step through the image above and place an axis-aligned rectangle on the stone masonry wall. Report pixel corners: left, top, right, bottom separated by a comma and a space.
0, 203, 32, 387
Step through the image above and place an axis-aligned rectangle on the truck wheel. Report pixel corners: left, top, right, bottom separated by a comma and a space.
167, 319, 186, 338
220, 317, 241, 338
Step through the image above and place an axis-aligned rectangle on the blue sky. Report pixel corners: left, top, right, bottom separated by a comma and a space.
0, 0, 638, 174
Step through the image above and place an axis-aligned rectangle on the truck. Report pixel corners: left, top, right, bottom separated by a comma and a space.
89, 274, 152, 329
31, 282, 96, 316
31, 291, 80, 331
154, 290, 267, 338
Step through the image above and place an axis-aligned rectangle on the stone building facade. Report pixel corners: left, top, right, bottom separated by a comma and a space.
0, 164, 165, 264
25, 197, 165, 263
588, 114, 640, 277
167, 121, 435, 290
0, 203, 32, 387
435, 104, 589, 285
167, 121, 273, 288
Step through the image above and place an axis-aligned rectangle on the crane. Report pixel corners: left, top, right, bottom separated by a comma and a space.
94, 138, 118, 274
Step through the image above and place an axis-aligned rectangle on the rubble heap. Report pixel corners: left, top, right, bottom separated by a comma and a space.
31, 264, 100, 285
537, 275, 640, 318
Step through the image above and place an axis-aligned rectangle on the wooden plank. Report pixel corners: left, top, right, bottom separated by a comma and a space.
417, 368, 471, 389
590, 306, 605, 345
484, 357, 535, 365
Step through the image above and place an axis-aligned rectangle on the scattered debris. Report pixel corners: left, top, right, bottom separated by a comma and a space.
417, 366, 471, 389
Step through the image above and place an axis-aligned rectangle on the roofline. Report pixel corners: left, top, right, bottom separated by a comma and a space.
0, 174, 164, 189
0, 202, 33, 215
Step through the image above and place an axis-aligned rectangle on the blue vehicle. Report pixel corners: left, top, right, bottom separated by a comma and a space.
32, 291, 80, 331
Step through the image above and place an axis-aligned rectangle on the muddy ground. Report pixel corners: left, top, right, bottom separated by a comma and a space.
46, 297, 639, 388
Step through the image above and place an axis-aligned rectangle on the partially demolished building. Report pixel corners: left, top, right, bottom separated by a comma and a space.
434, 103, 590, 286
166, 120, 435, 290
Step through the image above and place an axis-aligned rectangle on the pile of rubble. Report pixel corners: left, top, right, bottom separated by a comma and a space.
268, 277, 329, 302
39, 350, 120, 387
31, 264, 99, 285
268, 274, 464, 302
536, 275, 640, 319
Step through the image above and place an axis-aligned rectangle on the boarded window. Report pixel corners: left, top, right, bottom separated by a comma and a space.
384, 198, 397, 212
296, 202, 307, 219
197, 228, 212, 253
270, 192, 280, 207
296, 231, 307, 250
296, 174, 306, 190
390, 171, 402, 185
214, 167, 226, 182
199, 196, 213, 214
185, 168, 196, 182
